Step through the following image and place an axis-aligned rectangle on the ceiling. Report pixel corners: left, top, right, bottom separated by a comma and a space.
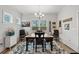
1, 5, 64, 15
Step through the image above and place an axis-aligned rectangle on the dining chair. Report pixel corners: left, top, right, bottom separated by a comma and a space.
35, 32, 45, 52
45, 37, 53, 51
19, 29, 26, 41
53, 30, 59, 41
26, 37, 34, 51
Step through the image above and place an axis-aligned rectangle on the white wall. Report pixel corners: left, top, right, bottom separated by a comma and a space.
0, 6, 58, 53
58, 6, 79, 52
0, 6, 21, 52
22, 14, 57, 34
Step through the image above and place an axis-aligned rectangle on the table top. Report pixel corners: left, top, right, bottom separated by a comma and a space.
25, 32, 53, 38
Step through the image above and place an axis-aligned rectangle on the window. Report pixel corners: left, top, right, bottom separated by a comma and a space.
40, 20, 46, 30
32, 20, 39, 30
32, 20, 47, 30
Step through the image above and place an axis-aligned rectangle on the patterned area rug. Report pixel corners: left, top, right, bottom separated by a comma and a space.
9, 41, 68, 54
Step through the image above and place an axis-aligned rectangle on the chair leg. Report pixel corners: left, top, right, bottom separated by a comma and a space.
35, 44, 37, 52
33, 40, 34, 49
44, 42, 46, 51
26, 39, 28, 51
42, 42, 44, 52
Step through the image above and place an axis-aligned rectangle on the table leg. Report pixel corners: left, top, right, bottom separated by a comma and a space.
50, 39, 53, 51
33, 39, 34, 50
42, 41, 44, 52
26, 39, 28, 51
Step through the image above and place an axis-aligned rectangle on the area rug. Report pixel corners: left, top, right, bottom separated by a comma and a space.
9, 41, 68, 54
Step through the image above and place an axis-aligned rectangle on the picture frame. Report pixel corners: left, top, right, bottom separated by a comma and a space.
64, 24, 70, 30
3, 11, 13, 24
21, 21, 30, 27
59, 21, 61, 27
16, 17, 21, 25
53, 26, 56, 28
52, 22, 56, 24
63, 17, 72, 23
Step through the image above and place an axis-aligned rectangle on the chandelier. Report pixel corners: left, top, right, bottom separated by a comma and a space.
34, 12, 44, 18
34, 6, 44, 18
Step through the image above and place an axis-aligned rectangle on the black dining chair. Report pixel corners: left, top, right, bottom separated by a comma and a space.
19, 29, 26, 41
35, 32, 45, 52
45, 37, 53, 51
53, 30, 59, 41
26, 37, 35, 51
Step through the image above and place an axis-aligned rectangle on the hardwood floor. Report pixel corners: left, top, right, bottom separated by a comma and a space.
56, 41, 76, 53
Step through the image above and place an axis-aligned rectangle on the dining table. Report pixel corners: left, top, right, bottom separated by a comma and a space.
25, 32, 53, 51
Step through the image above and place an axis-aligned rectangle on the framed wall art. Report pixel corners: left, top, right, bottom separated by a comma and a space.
16, 17, 21, 25
64, 24, 70, 30
3, 11, 13, 24
59, 21, 61, 27
21, 21, 30, 27
52, 22, 56, 24
63, 17, 72, 23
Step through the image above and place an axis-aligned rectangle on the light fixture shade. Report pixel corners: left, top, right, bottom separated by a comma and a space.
42, 14, 44, 16
39, 12, 42, 15
34, 13, 37, 16
34, 12, 44, 18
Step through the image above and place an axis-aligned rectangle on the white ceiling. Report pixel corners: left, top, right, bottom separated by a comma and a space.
1, 5, 64, 15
